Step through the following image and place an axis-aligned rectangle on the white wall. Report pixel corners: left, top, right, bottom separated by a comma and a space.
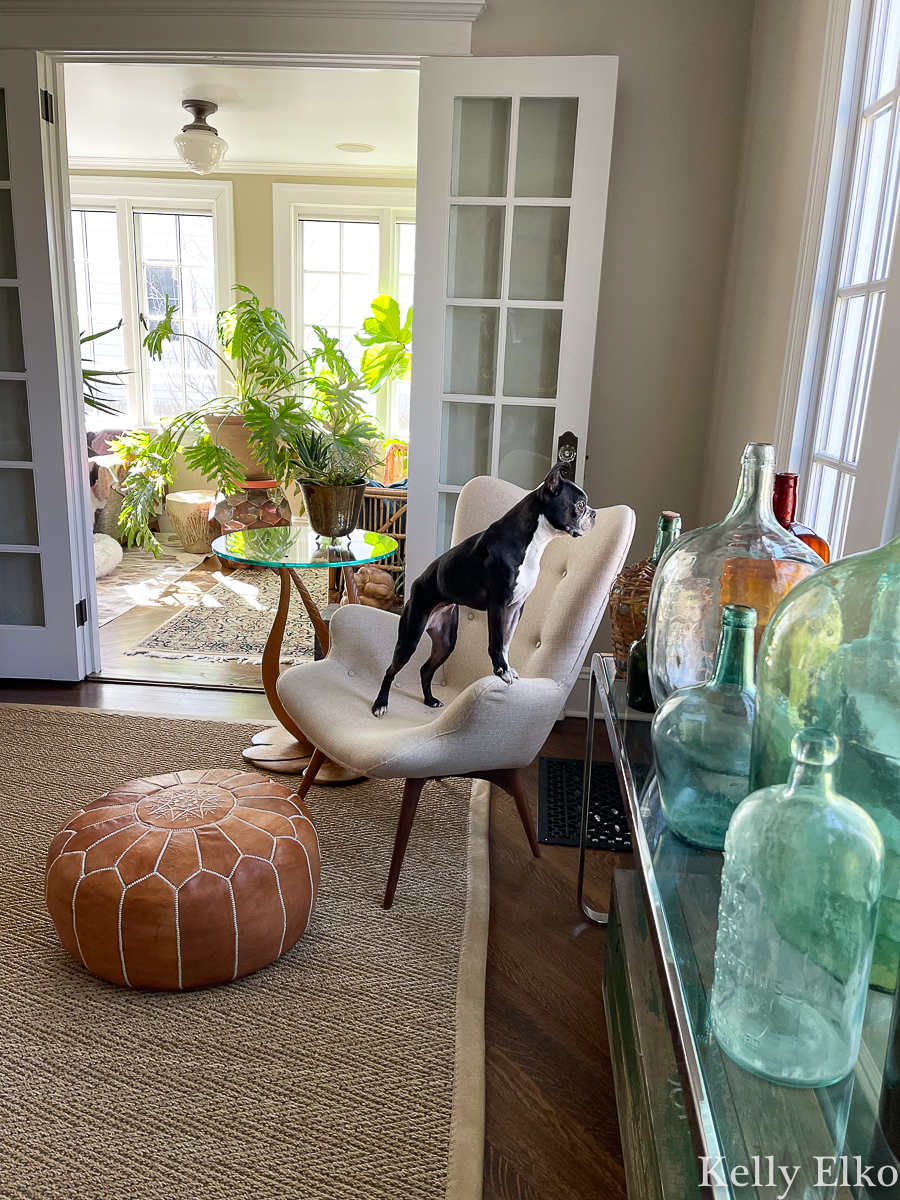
473, 0, 756, 557
700, 0, 833, 523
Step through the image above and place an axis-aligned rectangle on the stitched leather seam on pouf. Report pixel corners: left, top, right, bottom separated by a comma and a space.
45, 769, 321, 990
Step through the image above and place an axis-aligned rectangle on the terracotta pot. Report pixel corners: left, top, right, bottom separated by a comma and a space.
298, 481, 367, 538
203, 414, 269, 481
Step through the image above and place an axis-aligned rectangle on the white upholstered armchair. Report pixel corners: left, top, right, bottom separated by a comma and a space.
278, 475, 635, 906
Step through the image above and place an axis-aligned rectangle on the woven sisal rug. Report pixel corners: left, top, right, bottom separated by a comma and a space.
125, 568, 330, 664
0, 704, 488, 1200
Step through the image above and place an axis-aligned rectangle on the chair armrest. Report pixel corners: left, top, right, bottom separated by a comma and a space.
326, 603, 400, 674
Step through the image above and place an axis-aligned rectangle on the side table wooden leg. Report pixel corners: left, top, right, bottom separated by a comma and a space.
242, 567, 316, 775
285, 565, 364, 786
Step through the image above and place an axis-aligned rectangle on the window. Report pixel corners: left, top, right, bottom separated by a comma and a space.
792, 0, 900, 555
273, 185, 415, 439
70, 178, 233, 427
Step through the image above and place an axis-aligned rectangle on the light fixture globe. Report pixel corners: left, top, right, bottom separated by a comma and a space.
175, 99, 227, 176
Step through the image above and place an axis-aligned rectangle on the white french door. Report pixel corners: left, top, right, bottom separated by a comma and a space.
406, 55, 618, 582
0, 51, 95, 679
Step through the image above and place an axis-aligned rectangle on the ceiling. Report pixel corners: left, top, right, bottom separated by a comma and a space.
64, 63, 419, 175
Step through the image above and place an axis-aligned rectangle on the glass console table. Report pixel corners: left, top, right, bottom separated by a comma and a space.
585, 653, 897, 1200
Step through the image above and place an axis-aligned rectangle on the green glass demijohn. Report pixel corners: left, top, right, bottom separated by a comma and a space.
646, 443, 823, 706
652, 604, 757, 849
626, 511, 683, 713
711, 729, 884, 1088
751, 533, 900, 991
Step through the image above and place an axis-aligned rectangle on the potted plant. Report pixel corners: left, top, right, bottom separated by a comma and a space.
114, 287, 311, 555
290, 325, 384, 538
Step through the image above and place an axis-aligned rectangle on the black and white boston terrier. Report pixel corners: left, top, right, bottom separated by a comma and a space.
371, 463, 596, 717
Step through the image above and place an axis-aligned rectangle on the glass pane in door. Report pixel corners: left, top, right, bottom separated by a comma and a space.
514, 98, 578, 198
0, 466, 38, 544
0, 189, 16, 278
448, 205, 505, 298
0, 551, 44, 625
508, 206, 569, 301
440, 401, 494, 484
502, 308, 562, 398
498, 405, 556, 488
437, 491, 459, 555
451, 97, 511, 197
0, 284, 25, 371
0, 379, 30, 460
444, 306, 499, 395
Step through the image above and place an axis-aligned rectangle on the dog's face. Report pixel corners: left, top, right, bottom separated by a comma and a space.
537, 465, 596, 537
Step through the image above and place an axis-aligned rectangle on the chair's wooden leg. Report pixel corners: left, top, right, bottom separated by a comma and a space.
496, 768, 541, 858
384, 777, 427, 909
295, 748, 326, 803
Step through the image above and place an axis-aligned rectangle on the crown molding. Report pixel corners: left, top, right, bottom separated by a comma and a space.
0, 0, 484, 17
68, 156, 417, 180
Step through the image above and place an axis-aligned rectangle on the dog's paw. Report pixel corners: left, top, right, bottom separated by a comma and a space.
495, 666, 516, 685
424, 697, 444, 708
371, 703, 388, 719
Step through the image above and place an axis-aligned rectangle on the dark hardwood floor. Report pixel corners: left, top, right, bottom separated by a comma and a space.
0, 681, 629, 1200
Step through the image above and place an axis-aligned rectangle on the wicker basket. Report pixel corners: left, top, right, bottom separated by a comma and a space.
329, 486, 408, 606
609, 556, 657, 679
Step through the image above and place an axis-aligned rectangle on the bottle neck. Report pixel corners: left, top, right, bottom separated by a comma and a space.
773, 474, 798, 528
711, 621, 756, 689
785, 757, 836, 800
651, 519, 680, 564
727, 453, 777, 523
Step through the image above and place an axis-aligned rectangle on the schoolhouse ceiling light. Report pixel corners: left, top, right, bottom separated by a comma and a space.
175, 99, 228, 176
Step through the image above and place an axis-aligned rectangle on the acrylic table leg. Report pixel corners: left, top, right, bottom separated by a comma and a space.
242, 568, 317, 774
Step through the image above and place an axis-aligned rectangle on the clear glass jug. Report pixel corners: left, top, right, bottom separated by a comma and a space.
646, 443, 823, 705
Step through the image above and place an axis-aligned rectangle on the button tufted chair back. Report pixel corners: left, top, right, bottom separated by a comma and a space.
441, 475, 635, 696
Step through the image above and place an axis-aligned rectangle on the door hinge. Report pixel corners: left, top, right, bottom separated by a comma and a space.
40, 89, 54, 124
75, 598, 88, 627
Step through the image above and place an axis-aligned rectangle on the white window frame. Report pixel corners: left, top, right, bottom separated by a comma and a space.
69, 176, 235, 427
273, 182, 415, 436
777, 0, 900, 554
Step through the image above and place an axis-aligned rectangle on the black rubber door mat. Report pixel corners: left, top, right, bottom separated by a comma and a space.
537, 756, 635, 852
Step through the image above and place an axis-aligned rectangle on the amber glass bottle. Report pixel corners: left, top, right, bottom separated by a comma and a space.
773, 473, 830, 564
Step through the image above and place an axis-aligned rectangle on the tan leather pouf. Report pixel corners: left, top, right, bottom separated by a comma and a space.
45, 769, 320, 990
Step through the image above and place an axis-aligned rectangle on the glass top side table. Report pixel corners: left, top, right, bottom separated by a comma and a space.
211, 526, 398, 781
586, 652, 895, 1199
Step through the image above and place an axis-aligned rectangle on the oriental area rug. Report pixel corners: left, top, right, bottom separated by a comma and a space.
0, 704, 488, 1200
125, 567, 330, 664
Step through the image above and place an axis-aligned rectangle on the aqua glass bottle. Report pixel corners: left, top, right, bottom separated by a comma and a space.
751, 534, 900, 991
711, 729, 884, 1087
652, 605, 756, 849
646, 443, 823, 706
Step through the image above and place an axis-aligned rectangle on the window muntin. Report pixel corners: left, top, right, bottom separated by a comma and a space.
71, 208, 128, 418
135, 211, 217, 421
299, 218, 379, 383
800, 0, 900, 554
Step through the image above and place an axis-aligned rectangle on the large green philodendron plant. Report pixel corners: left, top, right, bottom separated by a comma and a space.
290, 325, 384, 487
116, 287, 311, 554
356, 294, 412, 393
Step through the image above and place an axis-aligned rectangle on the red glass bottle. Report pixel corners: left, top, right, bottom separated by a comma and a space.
773, 473, 830, 564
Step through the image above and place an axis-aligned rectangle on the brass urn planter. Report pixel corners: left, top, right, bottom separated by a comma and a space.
298, 481, 367, 538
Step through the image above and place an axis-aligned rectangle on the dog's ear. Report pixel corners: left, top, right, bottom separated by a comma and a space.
539, 462, 566, 500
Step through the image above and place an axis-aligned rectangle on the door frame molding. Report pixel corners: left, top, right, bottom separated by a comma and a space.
25, 46, 429, 677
